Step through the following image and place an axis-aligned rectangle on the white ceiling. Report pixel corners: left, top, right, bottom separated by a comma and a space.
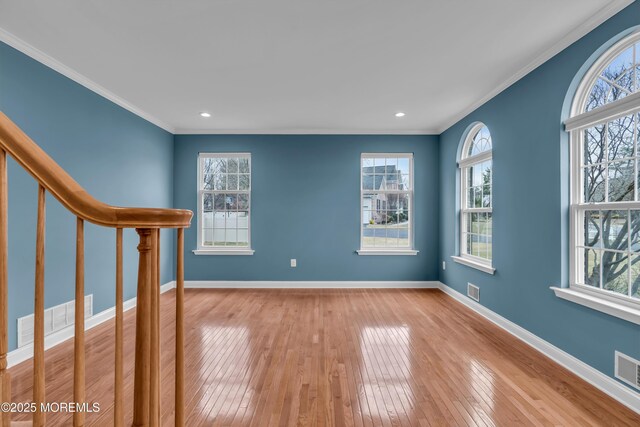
0, 0, 633, 134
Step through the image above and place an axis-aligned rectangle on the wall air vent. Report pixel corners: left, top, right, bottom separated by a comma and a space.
615, 351, 640, 390
467, 283, 480, 302
17, 294, 93, 348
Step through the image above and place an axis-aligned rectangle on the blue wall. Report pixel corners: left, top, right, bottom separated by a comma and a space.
439, 1, 640, 384
0, 42, 175, 351
174, 134, 439, 281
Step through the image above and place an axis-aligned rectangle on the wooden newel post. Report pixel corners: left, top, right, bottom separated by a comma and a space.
132, 229, 153, 427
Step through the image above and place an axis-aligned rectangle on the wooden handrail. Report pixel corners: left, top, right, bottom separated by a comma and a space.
0, 111, 191, 426
0, 112, 192, 228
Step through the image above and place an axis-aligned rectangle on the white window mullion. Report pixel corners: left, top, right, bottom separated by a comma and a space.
197, 153, 252, 253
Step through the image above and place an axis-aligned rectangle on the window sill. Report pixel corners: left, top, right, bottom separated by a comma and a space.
357, 249, 419, 256
451, 256, 495, 275
551, 286, 640, 325
192, 249, 255, 256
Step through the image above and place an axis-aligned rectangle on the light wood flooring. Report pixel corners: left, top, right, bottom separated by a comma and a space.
8, 288, 640, 426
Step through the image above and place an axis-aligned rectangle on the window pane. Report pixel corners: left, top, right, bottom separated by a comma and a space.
239, 174, 250, 190
603, 210, 628, 251
225, 194, 237, 210
401, 174, 410, 190
584, 165, 606, 202
213, 211, 225, 229
227, 174, 238, 191
363, 174, 375, 190
227, 158, 238, 173
203, 193, 213, 213
215, 174, 227, 191
607, 160, 634, 202
362, 222, 374, 247
630, 210, 640, 251
482, 184, 491, 208
397, 228, 409, 247
607, 115, 634, 161
397, 158, 410, 176
225, 228, 237, 246
238, 194, 249, 210
631, 254, 640, 298
584, 125, 605, 165
214, 194, 225, 210
239, 158, 250, 173
237, 211, 249, 229
202, 228, 214, 246
237, 229, 249, 246
584, 210, 602, 247
213, 228, 225, 246
584, 248, 601, 288
202, 174, 214, 190
602, 250, 629, 295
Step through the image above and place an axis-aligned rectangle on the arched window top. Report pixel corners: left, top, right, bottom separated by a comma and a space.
574, 31, 640, 115
462, 123, 492, 160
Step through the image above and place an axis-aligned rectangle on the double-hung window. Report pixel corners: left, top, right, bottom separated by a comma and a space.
358, 153, 417, 255
195, 153, 253, 255
557, 30, 640, 323
453, 123, 494, 274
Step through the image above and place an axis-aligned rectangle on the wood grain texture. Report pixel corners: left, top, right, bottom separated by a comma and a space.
0, 112, 192, 228
115, 229, 124, 427
132, 229, 153, 427
0, 149, 10, 427
32, 185, 45, 427
74, 218, 85, 427
149, 230, 160, 427
8, 289, 640, 426
174, 229, 184, 427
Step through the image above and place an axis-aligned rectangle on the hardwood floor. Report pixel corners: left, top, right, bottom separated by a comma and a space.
8, 288, 640, 426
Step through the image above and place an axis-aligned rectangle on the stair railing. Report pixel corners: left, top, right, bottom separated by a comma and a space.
0, 112, 192, 427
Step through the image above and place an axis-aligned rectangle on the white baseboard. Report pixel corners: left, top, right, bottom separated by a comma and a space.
7, 281, 176, 368
184, 280, 440, 289
437, 282, 640, 415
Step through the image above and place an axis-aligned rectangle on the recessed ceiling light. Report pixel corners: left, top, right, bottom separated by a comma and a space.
200, 112, 211, 118
395, 112, 406, 117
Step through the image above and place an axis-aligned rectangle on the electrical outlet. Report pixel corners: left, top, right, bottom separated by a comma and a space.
291, 259, 297, 268
442, 261, 446, 270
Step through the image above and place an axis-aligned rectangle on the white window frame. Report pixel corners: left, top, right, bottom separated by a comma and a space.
357, 153, 418, 256
194, 152, 254, 256
554, 30, 640, 324
452, 123, 495, 274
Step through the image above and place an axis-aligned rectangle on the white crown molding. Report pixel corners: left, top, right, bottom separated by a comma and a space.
439, 282, 640, 415
1, 0, 633, 137
6, 281, 176, 368
174, 128, 439, 135
0, 26, 174, 133
436, 0, 635, 134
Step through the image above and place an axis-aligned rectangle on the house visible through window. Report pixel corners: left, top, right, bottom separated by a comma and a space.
197, 153, 252, 253
360, 154, 415, 253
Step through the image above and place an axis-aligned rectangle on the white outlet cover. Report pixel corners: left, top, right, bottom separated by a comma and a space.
291, 259, 297, 267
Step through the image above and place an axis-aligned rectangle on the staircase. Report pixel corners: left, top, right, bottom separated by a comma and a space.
0, 112, 192, 427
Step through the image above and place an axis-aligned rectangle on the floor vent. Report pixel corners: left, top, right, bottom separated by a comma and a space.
467, 283, 480, 302
615, 351, 640, 390
17, 294, 93, 348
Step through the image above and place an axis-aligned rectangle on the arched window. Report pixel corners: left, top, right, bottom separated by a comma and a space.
454, 123, 494, 273
566, 30, 640, 304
